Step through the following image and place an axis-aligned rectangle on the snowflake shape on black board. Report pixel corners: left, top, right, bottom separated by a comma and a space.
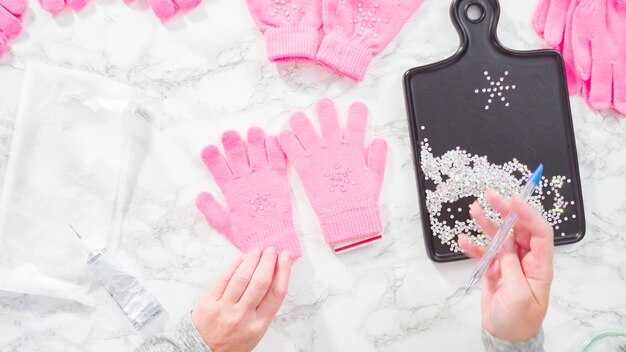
474, 70, 517, 110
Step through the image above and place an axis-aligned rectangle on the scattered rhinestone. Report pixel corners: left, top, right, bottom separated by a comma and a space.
270, 0, 304, 21
419, 135, 575, 252
350, 2, 388, 38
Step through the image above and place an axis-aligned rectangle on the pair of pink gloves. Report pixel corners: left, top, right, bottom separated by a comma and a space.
534, 0, 626, 114
196, 99, 388, 258
246, 0, 424, 81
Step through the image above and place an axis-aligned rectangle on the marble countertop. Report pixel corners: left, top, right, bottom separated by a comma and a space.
1, 0, 625, 351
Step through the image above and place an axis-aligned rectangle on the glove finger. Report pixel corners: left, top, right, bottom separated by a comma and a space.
38, 0, 66, 15
367, 138, 387, 187
345, 102, 368, 148
316, 98, 342, 145
0, 5, 21, 38
148, 0, 177, 20
561, 2, 582, 95
222, 131, 250, 178
289, 111, 322, 152
196, 192, 231, 235
247, 127, 268, 172
172, 0, 199, 11
266, 135, 287, 171
571, 3, 592, 80
588, 57, 612, 110
0, 0, 27, 15
278, 130, 306, 167
532, 0, 551, 37
201, 145, 234, 184
0, 31, 7, 57
613, 62, 626, 114
66, 0, 88, 11
544, 0, 570, 46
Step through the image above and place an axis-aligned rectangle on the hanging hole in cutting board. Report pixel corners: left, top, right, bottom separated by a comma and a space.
465, 3, 485, 23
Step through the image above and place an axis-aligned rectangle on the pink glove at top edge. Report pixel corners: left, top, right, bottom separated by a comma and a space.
246, 0, 322, 62
532, 0, 582, 95
317, 0, 424, 81
140, 0, 200, 21
572, 0, 626, 112
196, 127, 302, 259
0, 0, 26, 57
279, 98, 387, 247
39, 0, 88, 15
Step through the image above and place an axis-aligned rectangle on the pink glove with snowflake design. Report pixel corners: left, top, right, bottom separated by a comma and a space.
279, 99, 387, 253
196, 128, 302, 259
316, 0, 424, 81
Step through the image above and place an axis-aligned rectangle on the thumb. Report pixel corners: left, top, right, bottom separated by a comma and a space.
196, 192, 231, 235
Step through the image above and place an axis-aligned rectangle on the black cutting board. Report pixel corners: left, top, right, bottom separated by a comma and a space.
403, 0, 585, 262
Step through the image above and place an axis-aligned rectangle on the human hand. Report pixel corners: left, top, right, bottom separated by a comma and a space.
191, 247, 292, 352
459, 189, 554, 342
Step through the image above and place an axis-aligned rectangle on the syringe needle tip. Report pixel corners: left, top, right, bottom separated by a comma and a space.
69, 225, 82, 240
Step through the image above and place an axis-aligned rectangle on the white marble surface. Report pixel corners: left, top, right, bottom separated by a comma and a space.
0, 0, 625, 351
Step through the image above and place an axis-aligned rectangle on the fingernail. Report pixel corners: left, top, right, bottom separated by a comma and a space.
265, 246, 276, 256
252, 248, 261, 255
279, 250, 290, 262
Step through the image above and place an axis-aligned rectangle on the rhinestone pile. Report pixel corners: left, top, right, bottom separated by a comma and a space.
419, 126, 574, 253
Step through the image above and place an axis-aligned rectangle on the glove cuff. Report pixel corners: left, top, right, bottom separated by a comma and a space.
317, 201, 383, 247
264, 24, 320, 62
316, 32, 373, 81
237, 218, 302, 259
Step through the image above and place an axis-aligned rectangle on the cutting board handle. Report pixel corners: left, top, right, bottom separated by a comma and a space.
450, 0, 502, 57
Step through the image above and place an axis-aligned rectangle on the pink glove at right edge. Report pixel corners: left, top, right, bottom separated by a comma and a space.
317, 0, 424, 81
532, 0, 582, 95
279, 99, 387, 253
572, 0, 626, 112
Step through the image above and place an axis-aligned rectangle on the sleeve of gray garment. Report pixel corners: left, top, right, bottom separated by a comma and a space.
482, 329, 544, 352
136, 313, 212, 352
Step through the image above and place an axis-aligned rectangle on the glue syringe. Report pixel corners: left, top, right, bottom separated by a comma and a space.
70, 225, 164, 330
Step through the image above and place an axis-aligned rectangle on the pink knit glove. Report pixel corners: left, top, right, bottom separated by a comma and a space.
316, 0, 424, 81
0, 0, 25, 57
279, 99, 387, 252
245, 0, 322, 62
39, 0, 88, 15
196, 128, 302, 259
533, 0, 571, 47
131, 0, 199, 21
533, 0, 582, 95
572, 0, 626, 112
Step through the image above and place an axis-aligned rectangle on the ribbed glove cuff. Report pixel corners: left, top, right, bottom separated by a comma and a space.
317, 201, 383, 246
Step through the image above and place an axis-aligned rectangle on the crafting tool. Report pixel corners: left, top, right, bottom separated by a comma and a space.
464, 164, 543, 293
70, 226, 164, 330
403, 0, 585, 262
